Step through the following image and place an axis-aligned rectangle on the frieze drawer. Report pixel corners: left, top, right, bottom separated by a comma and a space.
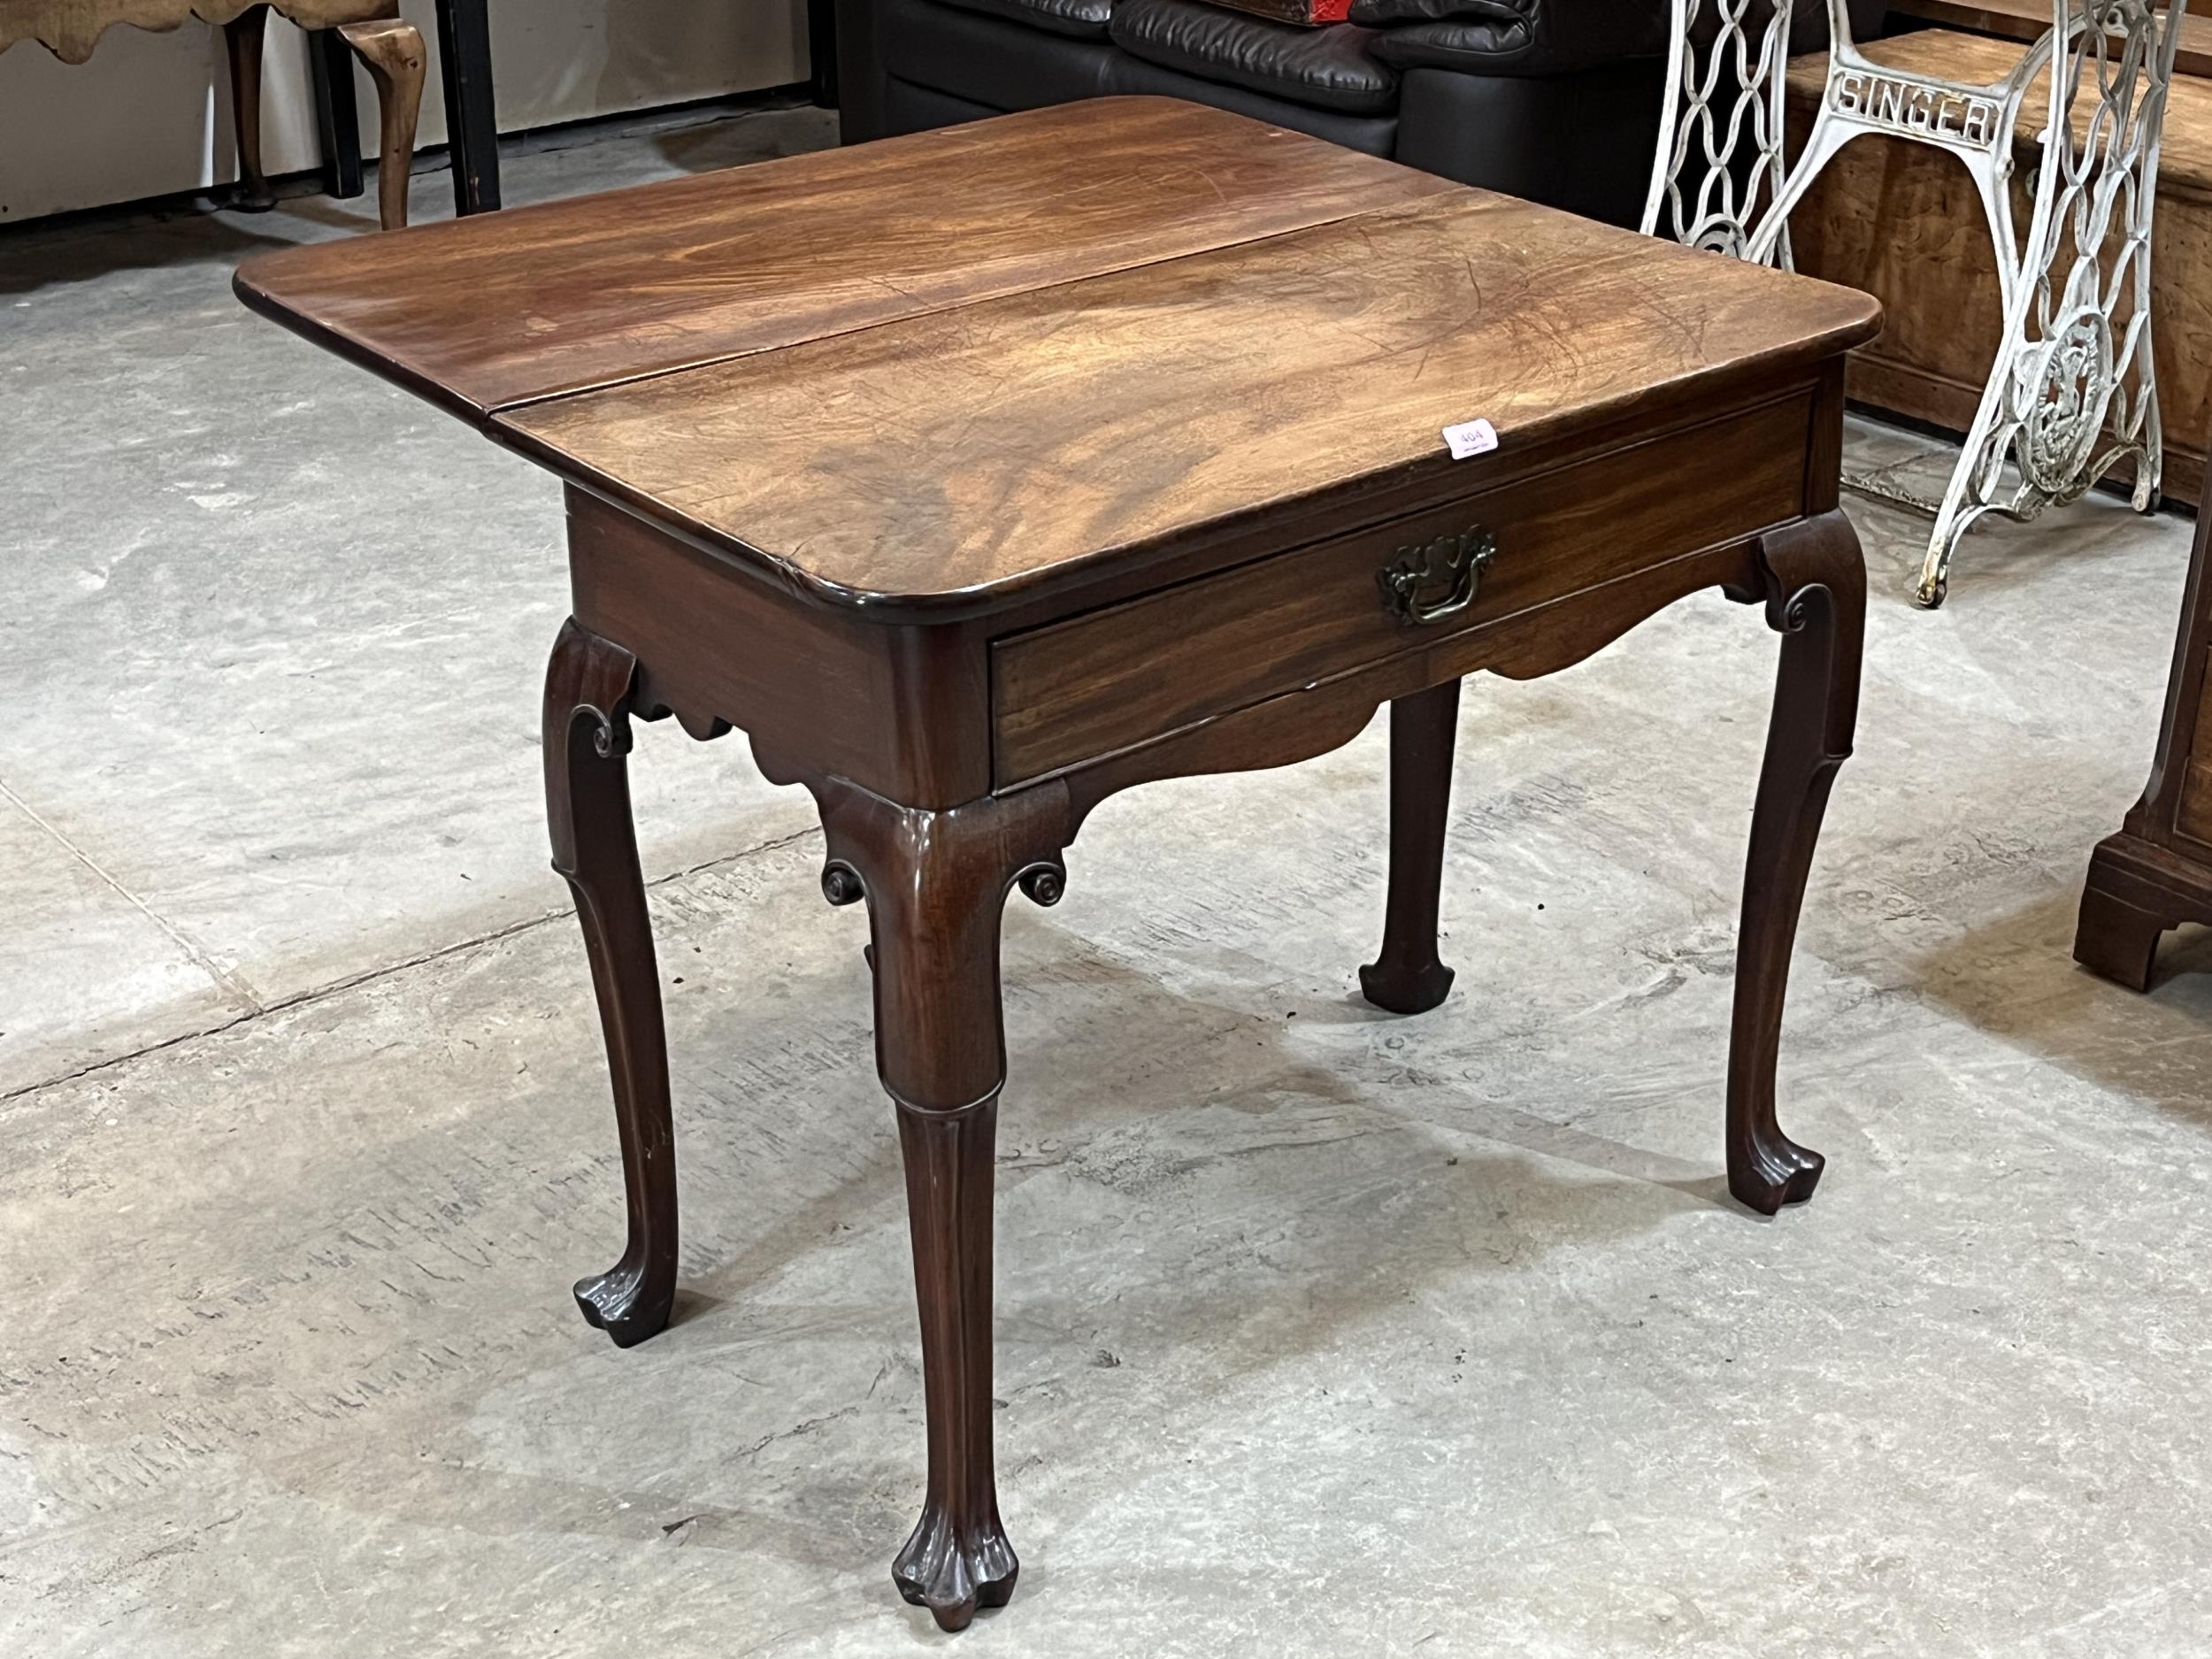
990, 392, 1814, 787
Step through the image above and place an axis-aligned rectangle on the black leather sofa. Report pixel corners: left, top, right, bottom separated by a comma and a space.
834, 0, 1878, 228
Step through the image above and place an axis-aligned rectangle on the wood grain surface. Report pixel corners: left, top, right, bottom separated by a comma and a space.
500, 192, 1878, 613
1888, 0, 2212, 81
234, 97, 1456, 421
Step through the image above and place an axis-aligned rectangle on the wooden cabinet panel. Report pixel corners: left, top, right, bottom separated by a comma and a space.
2078, 495, 2212, 986
2172, 649, 2212, 846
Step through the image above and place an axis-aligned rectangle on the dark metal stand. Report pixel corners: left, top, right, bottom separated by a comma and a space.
434, 0, 502, 213
314, 0, 501, 215
807, 0, 838, 108
308, 28, 363, 201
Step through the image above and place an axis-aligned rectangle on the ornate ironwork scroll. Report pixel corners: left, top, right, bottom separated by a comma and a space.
1644, 0, 2183, 605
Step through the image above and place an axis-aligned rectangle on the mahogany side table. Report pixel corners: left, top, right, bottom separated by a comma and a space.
236, 97, 1882, 1632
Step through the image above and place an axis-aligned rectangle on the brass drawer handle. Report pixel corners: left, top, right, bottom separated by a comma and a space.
1378, 526, 1496, 626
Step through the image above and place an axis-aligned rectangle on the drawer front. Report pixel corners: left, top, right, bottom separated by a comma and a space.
992, 392, 1813, 787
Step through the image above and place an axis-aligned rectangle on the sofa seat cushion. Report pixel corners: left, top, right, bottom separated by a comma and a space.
931, 0, 1114, 40
1110, 0, 1398, 113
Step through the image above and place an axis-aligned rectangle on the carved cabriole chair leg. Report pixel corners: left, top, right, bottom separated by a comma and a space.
810, 779, 1070, 1632
336, 15, 427, 231
543, 618, 680, 1348
1725, 510, 1865, 1214
1360, 677, 1462, 1014
221, 5, 275, 211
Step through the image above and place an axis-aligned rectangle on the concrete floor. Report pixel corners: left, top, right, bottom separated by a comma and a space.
5, 105, 2212, 1657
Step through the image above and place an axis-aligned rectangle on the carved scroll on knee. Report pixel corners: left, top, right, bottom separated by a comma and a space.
822, 860, 865, 907
544, 619, 642, 876
1750, 511, 1866, 764
1016, 860, 1064, 907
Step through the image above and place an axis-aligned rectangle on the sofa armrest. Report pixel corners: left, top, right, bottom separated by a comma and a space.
1394, 61, 1663, 218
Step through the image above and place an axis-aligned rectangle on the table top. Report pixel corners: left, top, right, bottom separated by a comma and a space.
238, 96, 1881, 617
236, 99, 1453, 420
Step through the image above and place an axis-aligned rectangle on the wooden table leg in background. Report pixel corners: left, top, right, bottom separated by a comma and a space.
314, 0, 498, 216
2072, 488, 2212, 990
222, 5, 276, 210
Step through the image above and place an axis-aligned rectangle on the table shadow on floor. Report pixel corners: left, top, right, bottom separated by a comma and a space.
249, 934, 1714, 1589
1907, 887, 2212, 1131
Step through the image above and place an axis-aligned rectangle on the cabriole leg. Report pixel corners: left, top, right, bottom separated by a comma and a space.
812, 782, 1068, 1631
891, 1095, 1013, 1632
222, 6, 274, 211
1727, 512, 1864, 1214
1360, 678, 1461, 1015
337, 15, 427, 231
544, 618, 678, 1348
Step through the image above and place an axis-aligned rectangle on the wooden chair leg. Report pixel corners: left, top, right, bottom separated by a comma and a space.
810, 780, 1068, 1632
543, 618, 679, 1349
1726, 511, 1864, 1215
1359, 678, 1462, 1015
221, 5, 275, 211
336, 18, 426, 230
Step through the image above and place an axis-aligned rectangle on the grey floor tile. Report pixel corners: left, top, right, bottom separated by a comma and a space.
0, 787, 244, 1093
0, 107, 838, 1056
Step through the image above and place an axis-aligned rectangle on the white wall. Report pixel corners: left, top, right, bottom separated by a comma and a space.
0, 0, 806, 224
